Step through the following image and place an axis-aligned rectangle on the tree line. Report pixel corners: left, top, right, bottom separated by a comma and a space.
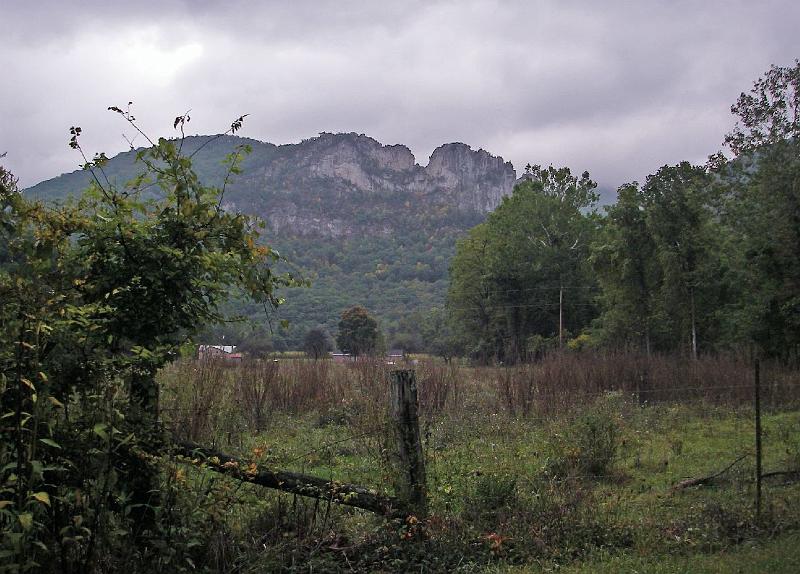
446, 61, 800, 363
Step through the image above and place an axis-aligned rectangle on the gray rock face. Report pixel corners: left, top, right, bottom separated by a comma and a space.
301, 133, 416, 192
26, 132, 519, 238
421, 143, 517, 212
252, 132, 515, 206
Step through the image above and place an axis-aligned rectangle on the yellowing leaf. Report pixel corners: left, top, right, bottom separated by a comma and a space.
32, 492, 50, 506
18, 513, 33, 530
48, 396, 65, 408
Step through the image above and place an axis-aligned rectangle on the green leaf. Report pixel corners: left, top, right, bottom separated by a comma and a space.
39, 438, 61, 449
93, 423, 109, 441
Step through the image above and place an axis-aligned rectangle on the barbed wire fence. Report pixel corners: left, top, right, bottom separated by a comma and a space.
157, 356, 800, 526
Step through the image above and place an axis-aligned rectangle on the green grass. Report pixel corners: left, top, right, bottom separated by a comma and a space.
197, 400, 800, 571
506, 530, 800, 573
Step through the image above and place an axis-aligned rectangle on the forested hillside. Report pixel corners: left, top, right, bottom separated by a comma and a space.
25, 133, 512, 350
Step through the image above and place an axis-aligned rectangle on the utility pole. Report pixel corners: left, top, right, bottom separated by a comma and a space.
559, 282, 564, 348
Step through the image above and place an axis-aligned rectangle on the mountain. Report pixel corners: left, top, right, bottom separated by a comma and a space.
25, 132, 518, 351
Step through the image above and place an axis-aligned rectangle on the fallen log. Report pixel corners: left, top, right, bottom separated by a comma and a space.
671, 454, 749, 491
173, 440, 406, 518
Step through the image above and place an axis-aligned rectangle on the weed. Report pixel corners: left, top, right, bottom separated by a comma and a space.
545, 398, 621, 478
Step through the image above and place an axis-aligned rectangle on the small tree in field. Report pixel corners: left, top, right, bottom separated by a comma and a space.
304, 326, 333, 360
337, 306, 380, 356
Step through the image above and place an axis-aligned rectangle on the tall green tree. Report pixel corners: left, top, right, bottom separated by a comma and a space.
337, 306, 381, 356
449, 165, 599, 363
640, 162, 721, 358
592, 182, 661, 352
721, 60, 800, 359
448, 223, 498, 362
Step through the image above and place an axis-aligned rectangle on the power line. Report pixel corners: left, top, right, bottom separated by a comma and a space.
447, 301, 600, 313
452, 284, 601, 297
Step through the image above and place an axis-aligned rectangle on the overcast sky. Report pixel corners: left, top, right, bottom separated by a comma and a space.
2, 0, 798, 191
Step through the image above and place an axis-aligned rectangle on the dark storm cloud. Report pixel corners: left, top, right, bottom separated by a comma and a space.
2, 0, 799, 191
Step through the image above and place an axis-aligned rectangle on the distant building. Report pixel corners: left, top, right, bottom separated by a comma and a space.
331, 351, 407, 365
386, 349, 404, 365
331, 353, 354, 364
198, 345, 243, 361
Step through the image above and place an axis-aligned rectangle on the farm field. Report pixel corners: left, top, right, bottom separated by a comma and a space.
157, 353, 800, 573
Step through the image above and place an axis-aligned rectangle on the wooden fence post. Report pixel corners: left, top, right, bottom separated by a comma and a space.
637, 368, 648, 407
389, 369, 427, 517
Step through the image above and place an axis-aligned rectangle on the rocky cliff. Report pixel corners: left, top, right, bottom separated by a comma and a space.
26, 132, 517, 230
219, 133, 516, 236
421, 142, 517, 212
218, 132, 517, 237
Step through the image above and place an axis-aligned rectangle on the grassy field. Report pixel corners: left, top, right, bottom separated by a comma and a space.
157, 354, 800, 572
501, 530, 800, 573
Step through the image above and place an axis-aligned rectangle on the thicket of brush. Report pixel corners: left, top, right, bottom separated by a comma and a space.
161, 352, 799, 442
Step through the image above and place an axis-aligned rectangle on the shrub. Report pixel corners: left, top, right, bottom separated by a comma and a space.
462, 474, 518, 527
545, 397, 620, 478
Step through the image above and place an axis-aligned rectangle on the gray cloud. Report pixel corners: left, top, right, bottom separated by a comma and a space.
1, 0, 799, 190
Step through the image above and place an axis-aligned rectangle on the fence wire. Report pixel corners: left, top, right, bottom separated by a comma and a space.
157, 357, 800, 523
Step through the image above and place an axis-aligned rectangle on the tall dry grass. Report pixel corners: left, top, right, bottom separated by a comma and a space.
158, 353, 800, 445
492, 352, 800, 417
160, 358, 231, 442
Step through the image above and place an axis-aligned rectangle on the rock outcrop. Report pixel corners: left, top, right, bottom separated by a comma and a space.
240, 133, 517, 227
27, 132, 518, 237
421, 142, 517, 212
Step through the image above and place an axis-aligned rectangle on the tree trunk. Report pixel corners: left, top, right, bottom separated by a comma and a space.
173, 440, 406, 517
